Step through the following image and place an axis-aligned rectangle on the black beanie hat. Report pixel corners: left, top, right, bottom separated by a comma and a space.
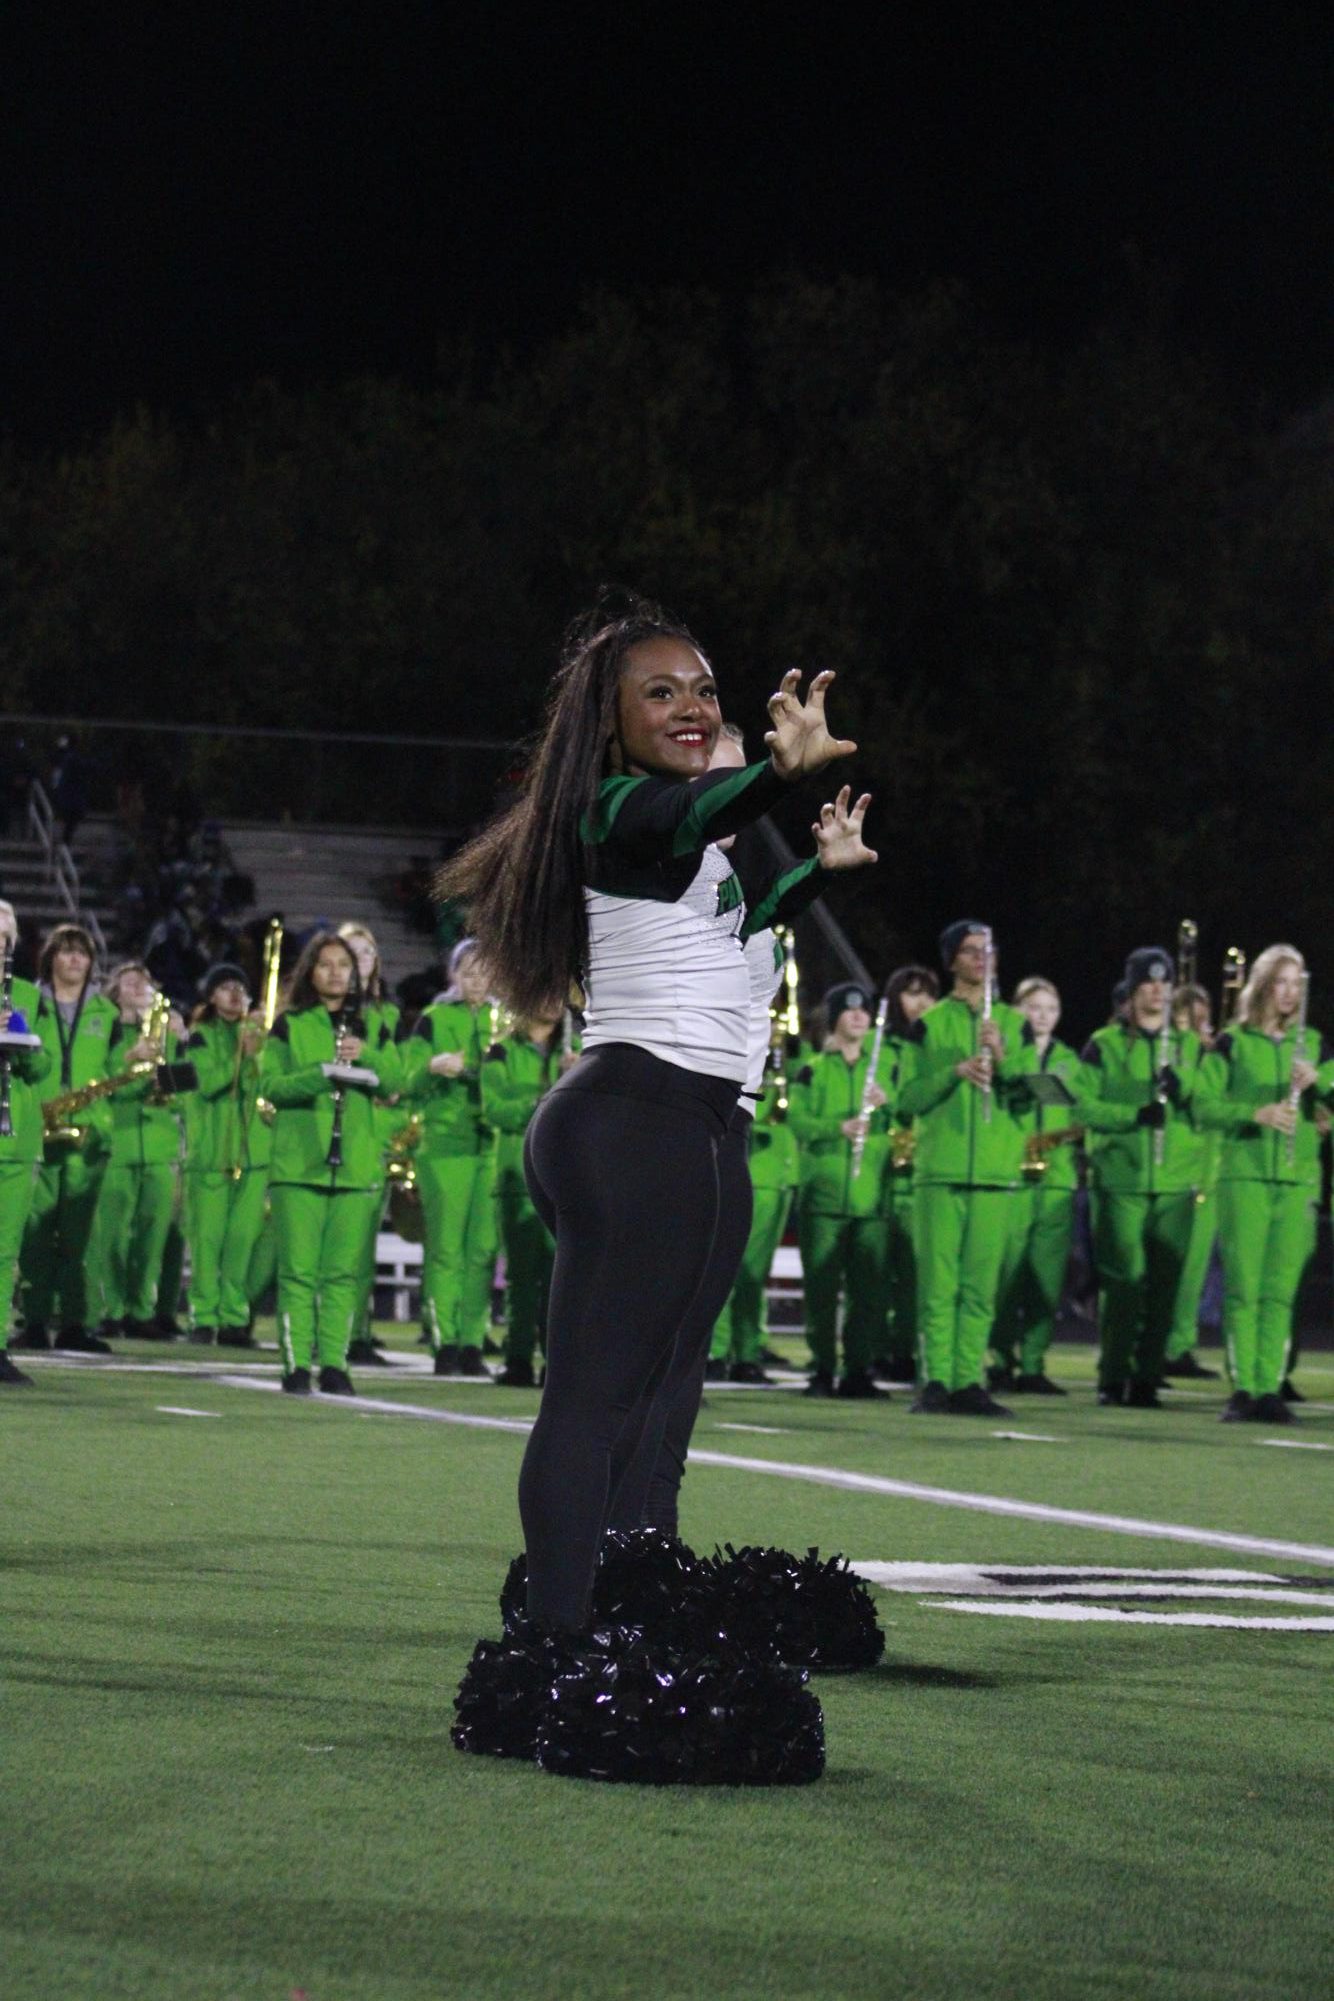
200, 961, 249, 1002
824, 980, 871, 1027
939, 919, 988, 970
1123, 947, 1173, 993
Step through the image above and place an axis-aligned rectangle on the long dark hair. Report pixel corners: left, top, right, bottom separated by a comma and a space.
281, 931, 363, 1022
436, 594, 702, 1016
886, 964, 940, 1038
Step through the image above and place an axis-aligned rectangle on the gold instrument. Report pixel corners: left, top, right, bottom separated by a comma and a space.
1176, 919, 1198, 990
141, 992, 175, 1104
1219, 947, 1246, 1031
1022, 1125, 1085, 1182
890, 1126, 916, 1172
768, 926, 801, 1118
254, 918, 284, 1125
385, 1110, 424, 1189
42, 1064, 157, 1145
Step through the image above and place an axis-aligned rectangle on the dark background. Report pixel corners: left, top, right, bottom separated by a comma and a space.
3, 2, 1332, 1029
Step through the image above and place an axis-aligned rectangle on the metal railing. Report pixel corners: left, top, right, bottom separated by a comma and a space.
24, 779, 108, 958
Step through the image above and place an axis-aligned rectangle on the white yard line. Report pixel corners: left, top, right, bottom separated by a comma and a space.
991, 1430, 1061, 1443
713, 1422, 790, 1435
1263, 1440, 1333, 1452
935, 1602, 1334, 1631
155, 1405, 222, 1418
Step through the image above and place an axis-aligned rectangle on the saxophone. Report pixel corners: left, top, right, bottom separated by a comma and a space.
890, 1125, 916, 1171
1022, 1125, 1085, 1183
43, 1063, 157, 1144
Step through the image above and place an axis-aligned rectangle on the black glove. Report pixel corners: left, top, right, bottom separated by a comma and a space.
1157, 1066, 1183, 1105
1136, 1100, 1167, 1129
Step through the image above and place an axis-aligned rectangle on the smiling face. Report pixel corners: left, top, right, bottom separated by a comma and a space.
614, 637, 720, 779
116, 968, 155, 1020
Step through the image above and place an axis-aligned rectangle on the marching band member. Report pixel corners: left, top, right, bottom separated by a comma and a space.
990, 977, 1082, 1395
181, 963, 270, 1344
98, 963, 189, 1340
338, 922, 399, 1365
875, 965, 939, 1384
1078, 947, 1214, 1407
260, 930, 402, 1395
1163, 983, 1222, 1381
480, 1005, 580, 1386
19, 924, 117, 1353
1197, 945, 1334, 1424
0, 900, 52, 1384
896, 921, 1031, 1415
789, 982, 896, 1398
402, 939, 499, 1377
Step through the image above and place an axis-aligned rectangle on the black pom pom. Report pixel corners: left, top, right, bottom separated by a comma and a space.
499, 1530, 705, 1638
700, 1546, 886, 1672
536, 1635, 825, 1786
498, 1552, 529, 1634
452, 1621, 634, 1760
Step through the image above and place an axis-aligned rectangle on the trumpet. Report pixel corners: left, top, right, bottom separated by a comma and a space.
1176, 919, 1198, 990
252, 918, 284, 1126
1219, 946, 1246, 1032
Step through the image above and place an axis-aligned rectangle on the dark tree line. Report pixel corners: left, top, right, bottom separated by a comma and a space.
4, 276, 1332, 1032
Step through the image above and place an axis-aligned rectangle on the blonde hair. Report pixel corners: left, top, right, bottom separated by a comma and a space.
1014, 976, 1060, 1009
1236, 944, 1305, 1031
337, 921, 383, 1000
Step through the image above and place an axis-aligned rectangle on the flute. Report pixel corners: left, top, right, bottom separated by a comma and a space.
980, 926, 995, 1124
1154, 976, 1175, 1169
851, 984, 890, 1181
1286, 970, 1310, 1168
0, 940, 14, 1141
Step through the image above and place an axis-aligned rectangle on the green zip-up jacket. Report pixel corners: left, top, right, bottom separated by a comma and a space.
260, 1003, 403, 1190
401, 1001, 498, 1157
896, 995, 1033, 1188
480, 1030, 582, 1186
1196, 1022, 1334, 1187
366, 998, 403, 1154
105, 1018, 187, 1168
35, 988, 119, 1152
1077, 1022, 1212, 1195
0, 977, 54, 1163
746, 1065, 800, 1191
789, 1041, 899, 1217
183, 1016, 272, 1175
1012, 1032, 1084, 1193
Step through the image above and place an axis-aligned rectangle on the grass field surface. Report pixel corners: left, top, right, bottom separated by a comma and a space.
3, 1331, 1331, 2000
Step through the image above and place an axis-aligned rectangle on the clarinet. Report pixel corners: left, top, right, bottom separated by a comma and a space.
980, 926, 995, 1124
851, 984, 890, 1181
0, 940, 14, 1141
1286, 970, 1311, 1168
1154, 978, 1175, 1169
326, 1001, 366, 1170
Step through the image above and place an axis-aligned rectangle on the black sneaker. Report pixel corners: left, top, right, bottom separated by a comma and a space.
217, 1327, 257, 1348
1125, 1379, 1163, 1409
986, 1364, 1017, 1392
457, 1347, 491, 1378
804, 1369, 836, 1398
12, 1323, 48, 1351
728, 1360, 772, 1385
496, 1358, 536, 1388
433, 1345, 461, 1377
703, 1357, 728, 1382
880, 1358, 918, 1385
483, 1334, 503, 1357
1163, 1352, 1220, 1379
836, 1369, 888, 1401
909, 1379, 951, 1414
187, 1326, 217, 1346
318, 1366, 356, 1396
1220, 1391, 1253, 1423
347, 1337, 389, 1365
950, 1384, 1012, 1417
281, 1368, 312, 1395
1280, 1377, 1305, 1403
125, 1317, 171, 1343
758, 1347, 787, 1367
0, 1351, 33, 1385
54, 1326, 111, 1354
1096, 1381, 1127, 1407
1251, 1391, 1294, 1426
1015, 1373, 1067, 1396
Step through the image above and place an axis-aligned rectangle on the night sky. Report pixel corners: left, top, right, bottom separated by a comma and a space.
5, 2, 1331, 448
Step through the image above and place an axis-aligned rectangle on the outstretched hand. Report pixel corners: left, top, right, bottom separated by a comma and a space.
813, 786, 878, 871
765, 669, 857, 781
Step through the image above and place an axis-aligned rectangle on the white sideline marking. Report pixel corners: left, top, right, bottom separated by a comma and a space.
714, 1422, 789, 1436
155, 1405, 221, 1418
853, 1562, 1290, 1590
213, 1375, 1334, 1570
938, 1602, 1334, 1631
991, 1430, 1060, 1443
1263, 1440, 1333, 1452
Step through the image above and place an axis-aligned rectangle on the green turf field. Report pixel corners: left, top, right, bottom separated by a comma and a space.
3, 1331, 1331, 2001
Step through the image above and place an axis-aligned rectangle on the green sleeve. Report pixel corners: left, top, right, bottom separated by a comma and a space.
259, 1026, 330, 1108
895, 1033, 961, 1117
787, 1069, 847, 1146
1070, 1055, 1141, 1134
740, 855, 823, 940
188, 1028, 238, 1102
11, 1042, 51, 1087
583, 761, 789, 860
480, 1050, 542, 1134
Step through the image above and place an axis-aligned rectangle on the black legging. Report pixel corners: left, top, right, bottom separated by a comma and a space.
520, 1044, 738, 1631
603, 1110, 753, 1536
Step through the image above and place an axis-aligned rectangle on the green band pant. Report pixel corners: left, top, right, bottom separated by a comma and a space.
797, 1205, 888, 1376
186, 1169, 270, 1331
914, 1184, 1015, 1392
1092, 1189, 1196, 1388
1217, 1180, 1316, 1398
271, 1183, 381, 1372
497, 1186, 554, 1365
992, 1187, 1075, 1376
711, 1186, 791, 1363
21, 1148, 106, 1331
418, 1154, 497, 1352
98, 1163, 177, 1323
1166, 1192, 1216, 1362
0, 1160, 38, 1348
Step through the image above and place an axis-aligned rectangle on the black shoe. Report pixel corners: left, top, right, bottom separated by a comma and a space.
1163, 1352, 1220, 1379
1281, 1377, 1305, 1403
836, 1369, 888, 1401
156, 1317, 183, 1339
318, 1366, 356, 1396
54, 1326, 111, 1354
804, 1369, 836, 1398
187, 1326, 217, 1346
1097, 1381, 1127, 1406
758, 1347, 787, 1367
217, 1327, 257, 1349
281, 1368, 312, 1395
949, 1384, 1012, 1417
347, 1337, 389, 1365
1125, 1379, 1162, 1409
909, 1379, 951, 1415
483, 1334, 503, 1356
496, 1358, 536, 1387
1015, 1372, 1067, 1396
433, 1345, 460, 1377
1251, 1391, 1294, 1426
986, 1364, 1017, 1392
880, 1358, 918, 1386
457, 1347, 491, 1378
1221, 1391, 1253, 1423
728, 1360, 772, 1385
703, 1357, 729, 1382
12, 1324, 48, 1351
0, 1351, 34, 1385
125, 1317, 172, 1343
